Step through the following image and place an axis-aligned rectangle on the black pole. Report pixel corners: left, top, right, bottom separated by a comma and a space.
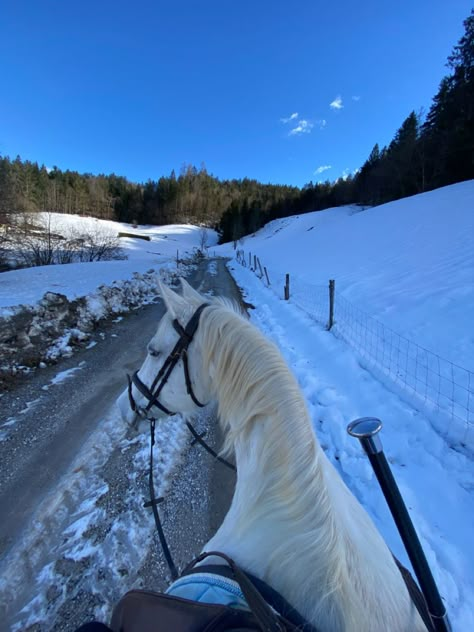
328, 279, 335, 330
347, 417, 450, 632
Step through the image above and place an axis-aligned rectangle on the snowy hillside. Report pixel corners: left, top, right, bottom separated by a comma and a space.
217, 180, 474, 630
221, 181, 474, 372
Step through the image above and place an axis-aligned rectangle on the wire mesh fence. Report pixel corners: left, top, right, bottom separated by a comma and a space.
237, 249, 474, 449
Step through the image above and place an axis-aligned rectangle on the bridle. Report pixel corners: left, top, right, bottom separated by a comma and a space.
126, 300, 234, 583
127, 303, 210, 419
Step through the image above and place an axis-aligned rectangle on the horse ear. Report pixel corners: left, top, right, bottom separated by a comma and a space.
158, 281, 188, 317
180, 278, 205, 304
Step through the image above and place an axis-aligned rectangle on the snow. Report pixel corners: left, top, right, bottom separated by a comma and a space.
2, 182, 473, 629
41, 364, 85, 391
213, 181, 474, 630
217, 181, 474, 449
219, 181, 474, 372
225, 260, 474, 630
0, 216, 217, 310
0, 217, 217, 372
3, 404, 189, 631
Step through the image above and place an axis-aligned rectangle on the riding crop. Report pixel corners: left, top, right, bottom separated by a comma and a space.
347, 417, 451, 632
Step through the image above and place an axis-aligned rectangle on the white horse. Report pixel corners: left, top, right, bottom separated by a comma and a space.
117, 279, 426, 632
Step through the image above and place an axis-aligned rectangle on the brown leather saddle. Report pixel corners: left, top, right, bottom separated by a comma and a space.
110, 551, 316, 632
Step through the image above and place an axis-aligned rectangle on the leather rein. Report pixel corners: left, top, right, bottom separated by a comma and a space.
126, 301, 235, 581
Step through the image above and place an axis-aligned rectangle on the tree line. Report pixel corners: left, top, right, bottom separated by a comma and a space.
0, 10, 472, 245
0, 157, 299, 237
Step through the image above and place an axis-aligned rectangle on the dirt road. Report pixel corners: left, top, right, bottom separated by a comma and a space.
0, 258, 240, 631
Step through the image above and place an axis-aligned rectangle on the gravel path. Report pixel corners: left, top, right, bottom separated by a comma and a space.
0, 258, 241, 631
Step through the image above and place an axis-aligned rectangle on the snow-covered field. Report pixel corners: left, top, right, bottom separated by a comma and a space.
1, 215, 217, 310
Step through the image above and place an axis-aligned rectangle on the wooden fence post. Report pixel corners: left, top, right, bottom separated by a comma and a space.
177, 250, 179, 268
284, 274, 290, 300
328, 279, 335, 330
254, 255, 257, 271
249, 252, 252, 267
257, 257, 264, 278
264, 266, 271, 286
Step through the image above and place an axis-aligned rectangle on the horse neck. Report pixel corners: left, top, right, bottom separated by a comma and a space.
198, 304, 423, 631
199, 306, 337, 602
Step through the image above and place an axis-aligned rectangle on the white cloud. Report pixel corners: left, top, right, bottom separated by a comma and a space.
330, 96, 343, 110
352, 95, 361, 102
316, 119, 327, 129
314, 165, 332, 174
280, 112, 299, 124
289, 119, 314, 136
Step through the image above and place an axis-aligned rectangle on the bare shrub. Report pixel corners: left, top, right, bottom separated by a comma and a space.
73, 225, 124, 262
14, 213, 62, 266
5, 213, 125, 269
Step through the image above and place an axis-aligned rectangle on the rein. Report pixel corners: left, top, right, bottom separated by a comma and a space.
126, 301, 235, 581
146, 419, 178, 580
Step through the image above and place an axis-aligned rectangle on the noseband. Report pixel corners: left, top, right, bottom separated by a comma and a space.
128, 303, 210, 418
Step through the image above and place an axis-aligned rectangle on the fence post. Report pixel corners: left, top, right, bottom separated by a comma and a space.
328, 279, 335, 330
254, 255, 257, 271
249, 252, 252, 267
177, 250, 179, 269
284, 274, 290, 300
264, 266, 271, 286
257, 257, 264, 278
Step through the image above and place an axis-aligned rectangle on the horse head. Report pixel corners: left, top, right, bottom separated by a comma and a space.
117, 279, 213, 427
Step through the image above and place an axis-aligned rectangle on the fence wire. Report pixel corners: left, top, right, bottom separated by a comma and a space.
237, 249, 474, 448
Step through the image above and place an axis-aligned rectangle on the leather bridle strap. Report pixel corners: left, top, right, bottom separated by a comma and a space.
128, 303, 209, 417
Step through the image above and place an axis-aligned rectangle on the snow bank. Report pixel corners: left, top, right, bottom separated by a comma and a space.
0, 265, 182, 381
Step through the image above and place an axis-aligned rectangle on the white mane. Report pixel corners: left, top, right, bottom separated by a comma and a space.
193, 297, 424, 631
117, 282, 426, 632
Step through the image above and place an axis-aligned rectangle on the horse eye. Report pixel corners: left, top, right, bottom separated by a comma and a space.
148, 348, 161, 358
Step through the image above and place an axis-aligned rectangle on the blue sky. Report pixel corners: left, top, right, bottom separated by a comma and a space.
0, 1, 471, 188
